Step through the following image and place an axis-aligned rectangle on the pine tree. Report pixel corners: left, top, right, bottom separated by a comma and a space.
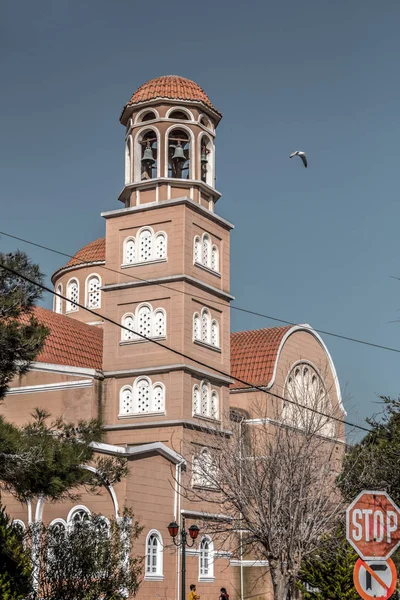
0, 504, 31, 600
297, 526, 359, 600
0, 250, 49, 400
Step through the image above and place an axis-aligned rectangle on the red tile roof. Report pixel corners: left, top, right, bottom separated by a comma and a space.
124, 75, 221, 116
52, 238, 105, 280
22, 307, 103, 370
230, 326, 292, 390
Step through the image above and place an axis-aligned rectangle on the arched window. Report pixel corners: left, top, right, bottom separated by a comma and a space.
193, 313, 201, 341
169, 110, 190, 121
12, 519, 26, 536
86, 275, 101, 309
202, 235, 210, 266
49, 519, 67, 538
140, 110, 157, 122
200, 115, 211, 128
139, 228, 153, 262
193, 233, 219, 273
120, 386, 133, 415
200, 135, 213, 186
67, 506, 91, 529
192, 449, 217, 489
193, 309, 219, 349
124, 238, 136, 264
137, 304, 152, 337
284, 363, 335, 437
140, 130, 158, 180
122, 228, 167, 266
145, 530, 163, 579
199, 535, 214, 580
194, 236, 201, 263
54, 284, 63, 314
125, 136, 132, 184
193, 381, 219, 420
96, 516, 110, 538
168, 128, 190, 179
153, 309, 166, 337
66, 278, 79, 312
155, 233, 167, 259
120, 304, 167, 342
211, 320, 219, 348
211, 245, 219, 272
119, 377, 165, 417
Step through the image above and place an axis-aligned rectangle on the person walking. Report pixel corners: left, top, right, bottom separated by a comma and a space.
189, 584, 200, 600
219, 588, 229, 600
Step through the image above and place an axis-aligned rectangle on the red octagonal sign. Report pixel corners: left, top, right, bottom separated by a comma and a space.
346, 491, 400, 560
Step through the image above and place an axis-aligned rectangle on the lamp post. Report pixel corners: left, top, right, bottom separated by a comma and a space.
168, 517, 200, 600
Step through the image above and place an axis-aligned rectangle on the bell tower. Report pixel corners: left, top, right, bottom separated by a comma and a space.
101, 75, 233, 453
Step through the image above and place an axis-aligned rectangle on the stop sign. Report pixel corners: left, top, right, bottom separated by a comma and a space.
346, 490, 400, 560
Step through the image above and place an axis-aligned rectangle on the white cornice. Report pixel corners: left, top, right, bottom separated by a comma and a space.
91, 441, 184, 465
101, 196, 234, 231
51, 261, 105, 283
230, 559, 269, 568
7, 379, 93, 395
102, 273, 234, 301
103, 362, 233, 385
29, 362, 102, 379
181, 509, 232, 522
117, 178, 221, 202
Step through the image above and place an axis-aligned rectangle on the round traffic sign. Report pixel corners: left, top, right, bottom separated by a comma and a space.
353, 558, 397, 600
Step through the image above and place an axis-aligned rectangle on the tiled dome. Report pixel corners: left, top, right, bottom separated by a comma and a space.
52, 238, 105, 280
123, 75, 221, 116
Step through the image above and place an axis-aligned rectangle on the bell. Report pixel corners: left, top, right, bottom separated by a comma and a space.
141, 144, 155, 166
171, 142, 186, 162
201, 150, 208, 164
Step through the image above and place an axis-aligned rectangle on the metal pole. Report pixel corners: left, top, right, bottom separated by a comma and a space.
181, 516, 186, 600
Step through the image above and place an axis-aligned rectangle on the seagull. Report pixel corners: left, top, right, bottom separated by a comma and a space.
290, 151, 307, 168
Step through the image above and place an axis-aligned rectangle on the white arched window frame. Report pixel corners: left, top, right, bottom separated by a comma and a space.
66, 278, 79, 313
193, 309, 220, 349
192, 448, 217, 489
199, 535, 214, 581
211, 245, 219, 272
198, 134, 215, 187
134, 126, 160, 182
194, 236, 201, 264
120, 303, 166, 343
12, 519, 26, 535
54, 283, 63, 314
198, 113, 215, 133
67, 505, 91, 530
193, 312, 201, 341
165, 106, 194, 121
283, 362, 335, 438
85, 274, 101, 309
165, 124, 195, 179
211, 319, 219, 348
122, 228, 168, 267
134, 108, 160, 124
119, 385, 134, 415
119, 377, 165, 417
123, 237, 136, 265
201, 308, 211, 344
145, 529, 164, 580
193, 381, 219, 420
49, 518, 67, 536
193, 232, 220, 274
125, 135, 133, 184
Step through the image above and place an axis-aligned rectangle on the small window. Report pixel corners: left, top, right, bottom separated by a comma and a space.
67, 506, 91, 529
55, 284, 63, 314
122, 314, 136, 341
139, 229, 153, 262
155, 233, 166, 259
120, 303, 167, 342
124, 238, 136, 264
193, 380, 219, 420
169, 110, 190, 121
120, 386, 133, 415
119, 377, 165, 417
145, 531, 163, 579
193, 233, 219, 274
86, 275, 101, 309
66, 279, 79, 312
199, 536, 214, 580
122, 228, 167, 266
139, 110, 157, 122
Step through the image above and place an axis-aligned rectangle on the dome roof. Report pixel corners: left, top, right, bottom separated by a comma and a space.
52, 238, 105, 280
123, 75, 221, 117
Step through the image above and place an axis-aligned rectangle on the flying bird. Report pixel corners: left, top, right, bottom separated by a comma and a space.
290, 151, 307, 168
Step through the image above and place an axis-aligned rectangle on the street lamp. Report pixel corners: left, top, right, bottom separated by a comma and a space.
168, 517, 200, 600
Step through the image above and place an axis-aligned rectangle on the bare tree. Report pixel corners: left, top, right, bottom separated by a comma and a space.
179, 370, 346, 600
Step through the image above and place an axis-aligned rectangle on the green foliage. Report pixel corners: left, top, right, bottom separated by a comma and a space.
338, 397, 400, 505
0, 504, 31, 600
297, 527, 359, 600
0, 251, 49, 400
0, 408, 128, 504
31, 509, 143, 600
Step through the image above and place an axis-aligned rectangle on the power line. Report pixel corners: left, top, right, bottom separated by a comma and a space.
0, 261, 371, 434
1, 229, 399, 356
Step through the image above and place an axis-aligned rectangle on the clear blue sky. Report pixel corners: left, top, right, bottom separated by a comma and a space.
1, 0, 400, 434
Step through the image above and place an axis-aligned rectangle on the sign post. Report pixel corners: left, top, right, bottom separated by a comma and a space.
346, 491, 400, 600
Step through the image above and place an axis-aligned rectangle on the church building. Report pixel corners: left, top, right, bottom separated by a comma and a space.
1, 76, 346, 600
